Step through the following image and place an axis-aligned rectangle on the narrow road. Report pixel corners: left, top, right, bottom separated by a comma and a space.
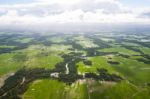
65, 63, 69, 74
21, 77, 25, 85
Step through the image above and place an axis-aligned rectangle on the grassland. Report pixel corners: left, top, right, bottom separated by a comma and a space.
100, 37, 115, 42
139, 47, 150, 54
90, 81, 150, 99
99, 47, 140, 55
109, 56, 150, 84
47, 37, 66, 43
0, 44, 71, 75
23, 79, 67, 99
24, 79, 150, 99
17, 44, 72, 69
0, 45, 16, 48
0, 32, 150, 99
77, 56, 116, 74
0, 53, 24, 76
73, 35, 98, 48
23, 79, 89, 99
25, 54, 63, 69
15, 38, 33, 43
121, 42, 141, 47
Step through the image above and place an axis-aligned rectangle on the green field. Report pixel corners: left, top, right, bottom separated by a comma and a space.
73, 35, 98, 48
15, 38, 33, 43
99, 47, 140, 55
77, 56, 116, 74
90, 81, 150, 99
23, 79, 89, 99
23, 79, 150, 99
139, 47, 150, 54
0, 32, 150, 99
0, 53, 24, 75
110, 56, 150, 84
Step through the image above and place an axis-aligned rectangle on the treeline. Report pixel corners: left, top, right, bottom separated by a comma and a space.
0, 68, 53, 99
85, 68, 123, 82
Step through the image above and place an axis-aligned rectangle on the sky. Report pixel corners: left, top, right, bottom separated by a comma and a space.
0, 0, 150, 32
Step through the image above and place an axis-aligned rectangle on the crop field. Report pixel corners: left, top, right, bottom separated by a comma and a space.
0, 32, 150, 99
99, 47, 140, 55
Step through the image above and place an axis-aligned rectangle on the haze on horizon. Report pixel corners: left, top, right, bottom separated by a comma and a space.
0, 0, 150, 32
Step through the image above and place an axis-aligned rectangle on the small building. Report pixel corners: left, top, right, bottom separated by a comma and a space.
50, 72, 59, 78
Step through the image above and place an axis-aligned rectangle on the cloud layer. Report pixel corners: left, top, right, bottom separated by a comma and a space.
0, 0, 150, 32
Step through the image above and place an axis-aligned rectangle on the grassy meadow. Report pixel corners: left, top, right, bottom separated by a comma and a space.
0, 32, 149, 99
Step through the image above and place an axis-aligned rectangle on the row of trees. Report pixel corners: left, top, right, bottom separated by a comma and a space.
85, 68, 123, 82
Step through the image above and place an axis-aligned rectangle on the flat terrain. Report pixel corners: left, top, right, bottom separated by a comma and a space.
0, 32, 150, 99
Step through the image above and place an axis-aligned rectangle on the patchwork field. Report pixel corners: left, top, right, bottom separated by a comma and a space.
0, 32, 150, 99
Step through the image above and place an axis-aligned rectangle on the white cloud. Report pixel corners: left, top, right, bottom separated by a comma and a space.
0, 0, 150, 31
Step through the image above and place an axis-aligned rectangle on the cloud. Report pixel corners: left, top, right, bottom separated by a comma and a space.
139, 10, 150, 18
0, 0, 150, 32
